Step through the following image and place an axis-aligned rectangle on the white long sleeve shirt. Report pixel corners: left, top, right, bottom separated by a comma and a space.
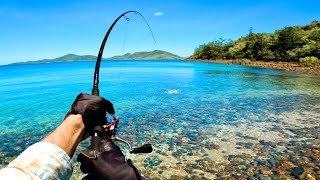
0, 142, 72, 180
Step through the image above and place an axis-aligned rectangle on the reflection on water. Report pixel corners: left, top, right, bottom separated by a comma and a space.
0, 60, 319, 179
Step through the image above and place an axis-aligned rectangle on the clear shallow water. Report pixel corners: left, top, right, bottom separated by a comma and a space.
0, 60, 319, 179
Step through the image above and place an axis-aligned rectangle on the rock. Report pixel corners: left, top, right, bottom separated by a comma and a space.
298, 169, 315, 179
280, 176, 292, 180
236, 142, 254, 149
260, 167, 272, 176
205, 143, 220, 150
143, 157, 162, 167
293, 166, 305, 179
159, 166, 167, 170
181, 137, 189, 143
170, 175, 184, 179
236, 165, 246, 170
305, 173, 316, 180
253, 143, 263, 152
247, 167, 255, 176
220, 138, 228, 142
276, 170, 286, 175
305, 162, 315, 168
257, 175, 271, 180
259, 140, 273, 146
184, 167, 193, 174
277, 141, 287, 146
277, 161, 296, 170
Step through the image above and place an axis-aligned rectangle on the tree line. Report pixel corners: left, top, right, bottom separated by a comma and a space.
191, 20, 320, 66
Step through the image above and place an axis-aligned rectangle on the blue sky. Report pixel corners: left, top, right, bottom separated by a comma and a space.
0, 0, 319, 65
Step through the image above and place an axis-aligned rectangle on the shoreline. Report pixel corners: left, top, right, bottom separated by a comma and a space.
186, 59, 320, 75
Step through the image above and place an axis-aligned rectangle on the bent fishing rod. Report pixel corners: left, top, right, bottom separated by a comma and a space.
81, 11, 155, 159
92, 10, 156, 96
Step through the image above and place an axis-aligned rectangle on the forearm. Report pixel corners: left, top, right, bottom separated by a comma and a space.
0, 93, 111, 180
42, 114, 85, 158
0, 115, 84, 179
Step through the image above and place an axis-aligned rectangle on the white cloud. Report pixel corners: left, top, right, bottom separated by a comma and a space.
154, 11, 164, 16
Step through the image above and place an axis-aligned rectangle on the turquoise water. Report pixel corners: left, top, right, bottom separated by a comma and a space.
0, 60, 319, 179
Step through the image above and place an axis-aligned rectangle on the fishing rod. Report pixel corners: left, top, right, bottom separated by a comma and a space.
80, 11, 154, 160
92, 10, 156, 96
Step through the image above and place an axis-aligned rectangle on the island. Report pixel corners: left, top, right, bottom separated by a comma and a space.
106, 50, 181, 60
9, 50, 182, 65
188, 20, 320, 75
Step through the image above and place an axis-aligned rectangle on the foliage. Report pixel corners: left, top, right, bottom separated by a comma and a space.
192, 20, 320, 62
192, 38, 231, 60
299, 56, 320, 66
239, 58, 251, 64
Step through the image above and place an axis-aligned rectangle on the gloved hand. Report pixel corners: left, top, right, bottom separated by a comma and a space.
67, 93, 115, 133
77, 141, 142, 180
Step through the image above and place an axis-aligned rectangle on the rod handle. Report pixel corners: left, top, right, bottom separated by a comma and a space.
92, 86, 100, 96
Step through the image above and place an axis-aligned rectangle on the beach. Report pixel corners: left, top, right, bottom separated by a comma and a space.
186, 59, 320, 75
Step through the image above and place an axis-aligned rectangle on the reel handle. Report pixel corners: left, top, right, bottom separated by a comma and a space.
130, 144, 153, 154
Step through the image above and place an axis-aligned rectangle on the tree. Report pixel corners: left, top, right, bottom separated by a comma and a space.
273, 26, 305, 61
191, 20, 320, 62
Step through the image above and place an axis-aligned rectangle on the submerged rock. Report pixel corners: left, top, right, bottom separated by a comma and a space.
293, 166, 305, 178
277, 161, 296, 170
260, 167, 272, 176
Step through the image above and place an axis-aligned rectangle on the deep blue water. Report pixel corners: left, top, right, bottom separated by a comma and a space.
0, 60, 319, 178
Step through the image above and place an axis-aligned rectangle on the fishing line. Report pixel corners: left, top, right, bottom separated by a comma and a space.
135, 12, 157, 45
92, 10, 156, 96
121, 16, 129, 56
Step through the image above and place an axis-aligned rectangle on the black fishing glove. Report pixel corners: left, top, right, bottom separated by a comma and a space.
77, 141, 142, 180
67, 93, 115, 133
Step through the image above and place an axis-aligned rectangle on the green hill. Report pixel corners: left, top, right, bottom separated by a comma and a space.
10, 54, 97, 65
108, 50, 182, 60
10, 50, 182, 65
52, 54, 97, 61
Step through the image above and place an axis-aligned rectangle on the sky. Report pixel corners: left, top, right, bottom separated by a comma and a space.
0, 0, 319, 65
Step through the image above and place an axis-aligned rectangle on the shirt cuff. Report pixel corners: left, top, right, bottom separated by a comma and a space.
7, 142, 73, 180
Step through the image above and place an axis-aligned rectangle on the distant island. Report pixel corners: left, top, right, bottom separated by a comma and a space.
107, 50, 182, 60
10, 50, 182, 65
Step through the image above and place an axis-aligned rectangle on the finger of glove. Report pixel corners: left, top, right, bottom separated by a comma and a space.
103, 99, 115, 115
87, 94, 115, 115
78, 93, 112, 112
73, 93, 114, 118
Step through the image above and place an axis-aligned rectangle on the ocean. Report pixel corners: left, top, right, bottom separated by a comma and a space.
0, 60, 319, 179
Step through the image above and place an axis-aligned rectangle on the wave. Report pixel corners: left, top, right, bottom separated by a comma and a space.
166, 89, 179, 94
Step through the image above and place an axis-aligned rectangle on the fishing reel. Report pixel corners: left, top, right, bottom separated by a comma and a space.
81, 114, 152, 159
105, 114, 152, 154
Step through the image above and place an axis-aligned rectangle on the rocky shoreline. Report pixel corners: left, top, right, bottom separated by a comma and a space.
186, 59, 320, 75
